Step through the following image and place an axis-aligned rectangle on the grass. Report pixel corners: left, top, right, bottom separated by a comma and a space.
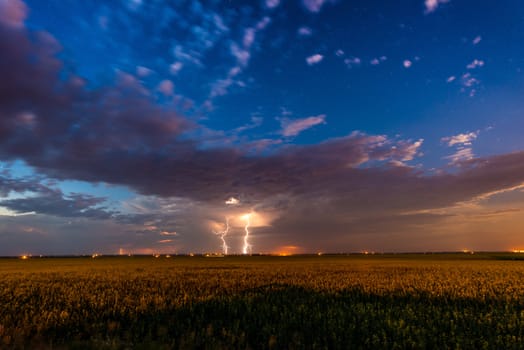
1, 253, 524, 349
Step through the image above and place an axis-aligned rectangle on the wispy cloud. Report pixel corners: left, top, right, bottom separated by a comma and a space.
279, 114, 326, 137
136, 66, 153, 77
445, 148, 475, 164
472, 36, 482, 45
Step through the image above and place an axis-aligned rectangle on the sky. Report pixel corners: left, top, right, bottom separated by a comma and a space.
1, 0, 524, 256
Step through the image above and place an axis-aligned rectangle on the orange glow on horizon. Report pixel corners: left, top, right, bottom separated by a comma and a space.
274, 245, 300, 256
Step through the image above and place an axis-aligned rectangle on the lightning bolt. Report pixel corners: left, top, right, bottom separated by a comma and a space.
242, 213, 252, 255
213, 217, 230, 255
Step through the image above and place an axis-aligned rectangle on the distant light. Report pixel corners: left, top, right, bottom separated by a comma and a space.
513, 249, 524, 253
20, 255, 29, 260
91, 253, 100, 258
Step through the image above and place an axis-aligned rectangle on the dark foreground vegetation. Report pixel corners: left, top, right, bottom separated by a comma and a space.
1, 253, 524, 349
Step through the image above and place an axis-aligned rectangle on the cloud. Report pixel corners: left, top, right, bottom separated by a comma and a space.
169, 62, 183, 75
298, 26, 313, 36
136, 66, 153, 77
230, 43, 251, 67
243, 28, 255, 48
225, 197, 240, 205
424, 0, 449, 14
0, 0, 28, 29
306, 54, 324, 65
445, 148, 475, 164
441, 131, 479, 147
442, 131, 480, 165
0, 175, 114, 219
370, 56, 386, 66
160, 231, 177, 236
256, 16, 271, 30
459, 73, 480, 96
403, 60, 412, 68
265, 0, 280, 9
466, 59, 485, 69
344, 57, 361, 68
472, 36, 482, 45
302, 0, 335, 13
173, 44, 202, 66
279, 115, 327, 137
4, 8, 524, 254
157, 79, 174, 96
229, 17, 270, 69
446, 76, 456, 83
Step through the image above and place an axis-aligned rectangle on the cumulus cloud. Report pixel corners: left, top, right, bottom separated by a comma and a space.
280, 114, 327, 137
306, 54, 324, 65
403, 60, 412, 68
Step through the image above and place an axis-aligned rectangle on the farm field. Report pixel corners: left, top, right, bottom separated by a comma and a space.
1, 254, 524, 349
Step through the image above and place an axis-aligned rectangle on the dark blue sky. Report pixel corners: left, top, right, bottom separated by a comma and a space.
2, 0, 524, 255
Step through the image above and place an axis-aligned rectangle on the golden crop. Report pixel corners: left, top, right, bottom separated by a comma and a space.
0, 254, 523, 349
